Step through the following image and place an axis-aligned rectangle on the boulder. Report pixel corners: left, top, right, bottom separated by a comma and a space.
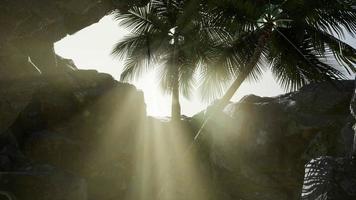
299, 79, 356, 200
191, 80, 355, 200
0, 0, 149, 79
0, 79, 39, 135
1, 165, 87, 200
301, 157, 356, 200
0, 70, 146, 200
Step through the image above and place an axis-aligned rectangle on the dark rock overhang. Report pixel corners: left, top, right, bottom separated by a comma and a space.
0, 0, 149, 79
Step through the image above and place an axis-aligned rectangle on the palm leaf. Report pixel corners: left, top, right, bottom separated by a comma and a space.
306, 26, 356, 74
268, 29, 345, 91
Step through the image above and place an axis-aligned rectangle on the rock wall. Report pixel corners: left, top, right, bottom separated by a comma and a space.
3, 1, 355, 199
0, 70, 146, 199
190, 80, 356, 200
299, 80, 356, 200
300, 157, 356, 200
0, 67, 354, 200
0, 0, 148, 79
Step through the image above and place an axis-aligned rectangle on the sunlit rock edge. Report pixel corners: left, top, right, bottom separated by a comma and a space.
1, 0, 356, 199
0, 68, 355, 200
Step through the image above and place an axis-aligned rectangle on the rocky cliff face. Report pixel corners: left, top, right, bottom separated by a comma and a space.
0, 0, 148, 79
2, 1, 355, 199
190, 80, 355, 200
0, 68, 354, 200
0, 70, 146, 199
299, 82, 356, 200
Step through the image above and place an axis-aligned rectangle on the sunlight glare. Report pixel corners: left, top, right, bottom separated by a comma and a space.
54, 15, 291, 117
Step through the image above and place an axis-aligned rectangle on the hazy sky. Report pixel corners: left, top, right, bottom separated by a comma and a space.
54, 15, 356, 117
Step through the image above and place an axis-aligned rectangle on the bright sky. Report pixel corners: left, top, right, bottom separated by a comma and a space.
54, 15, 356, 117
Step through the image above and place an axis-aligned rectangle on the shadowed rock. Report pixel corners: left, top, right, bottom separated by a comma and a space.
299, 78, 356, 200
0, 0, 149, 79
191, 80, 355, 200
301, 157, 356, 200
0, 70, 146, 200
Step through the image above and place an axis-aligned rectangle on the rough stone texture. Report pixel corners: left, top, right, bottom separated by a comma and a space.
350, 79, 356, 157
0, 0, 149, 79
1, 165, 88, 200
0, 1, 153, 197
0, 68, 355, 200
5, 1, 356, 199
301, 157, 356, 200
0, 70, 146, 200
191, 80, 355, 200
299, 79, 356, 200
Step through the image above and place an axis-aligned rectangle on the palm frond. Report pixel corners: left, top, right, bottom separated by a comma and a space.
198, 47, 239, 103
268, 29, 345, 91
306, 26, 356, 74
111, 34, 147, 60
158, 53, 176, 94
301, 0, 356, 37
112, 33, 166, 81
114, 3, 168, 35
179, 58, 197, 99
199, 12, 232, 45
198, 63, 234, 103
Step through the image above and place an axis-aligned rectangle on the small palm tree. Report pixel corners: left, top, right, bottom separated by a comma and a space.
112, 0, 229, 121
194, 0, 356, 139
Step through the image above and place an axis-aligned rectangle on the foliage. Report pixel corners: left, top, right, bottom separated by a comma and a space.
113, 0, 356, 114
114, 0, 221, 96
206, 0, 356, 92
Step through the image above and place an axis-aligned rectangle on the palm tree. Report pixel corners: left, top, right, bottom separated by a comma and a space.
112, 0, 228, 121
194, 0, 356, 139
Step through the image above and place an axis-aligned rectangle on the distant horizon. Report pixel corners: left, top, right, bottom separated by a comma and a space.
55, 15, 356, 117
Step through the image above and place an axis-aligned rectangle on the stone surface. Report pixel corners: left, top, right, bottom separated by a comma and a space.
0, 71, 355, 200
1, 165, 88, 200
0, 70, 146, 200
0, 44, 355, 200
301, 157, 356, 200
299, 79, 356, 200
5, 1, 356, 199
0, 0, 149, 79
190, 80, 355, 200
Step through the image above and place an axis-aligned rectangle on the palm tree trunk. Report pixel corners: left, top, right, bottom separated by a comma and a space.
193, 23, 274, 140
171, 70, 181, 121
171, 38, 181, 122
218, 24, 274, 109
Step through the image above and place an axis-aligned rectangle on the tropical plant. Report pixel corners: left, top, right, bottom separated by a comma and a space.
194, 0, 356, 139
112, 0, 230, 121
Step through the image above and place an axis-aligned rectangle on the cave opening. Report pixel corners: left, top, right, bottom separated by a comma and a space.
53, 15, 286, 117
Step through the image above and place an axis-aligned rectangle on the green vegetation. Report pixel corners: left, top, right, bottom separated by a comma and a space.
208, 0, 356, 108
194, 0, 356, 139
113, 0, 356, 123
112, 0, 228, 121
